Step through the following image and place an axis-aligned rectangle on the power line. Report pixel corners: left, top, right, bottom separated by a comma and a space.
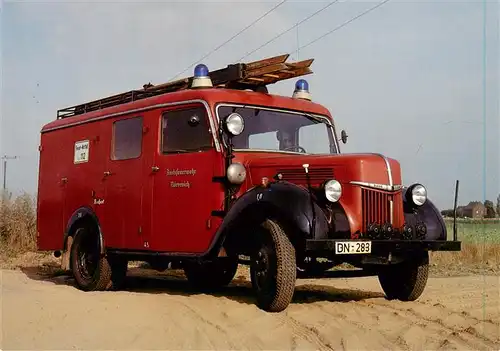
168, 0, 288, 82
296, 0, 391, 52
238, 0, 341, 62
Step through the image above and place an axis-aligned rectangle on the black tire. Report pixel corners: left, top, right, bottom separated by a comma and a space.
70, 226, 112, 291
378, 251, 429, 301
183, 255, 239, 290
250, 219, 296, 312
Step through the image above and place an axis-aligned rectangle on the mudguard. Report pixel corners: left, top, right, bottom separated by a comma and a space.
64, 206, 105, 254
402, 187, 447, 241
215, 181, 330, 246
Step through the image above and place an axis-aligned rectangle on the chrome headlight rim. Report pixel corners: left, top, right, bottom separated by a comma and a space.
224, 112, 245, 136
324, 179, 342, 203
408, 183, 427, 206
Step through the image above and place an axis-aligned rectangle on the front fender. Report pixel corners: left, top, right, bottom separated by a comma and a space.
402, 187, 447, 240
216, 181, 330, 245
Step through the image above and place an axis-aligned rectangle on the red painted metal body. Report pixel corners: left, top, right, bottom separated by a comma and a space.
36, 88, 404, 254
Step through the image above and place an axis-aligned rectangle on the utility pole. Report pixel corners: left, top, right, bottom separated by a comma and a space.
2, 155, 18, 192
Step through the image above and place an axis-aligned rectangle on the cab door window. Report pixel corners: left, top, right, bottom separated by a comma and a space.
161, 106, 213, 153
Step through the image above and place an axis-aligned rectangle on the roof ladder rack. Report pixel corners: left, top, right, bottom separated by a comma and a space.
56, 53, 314, 119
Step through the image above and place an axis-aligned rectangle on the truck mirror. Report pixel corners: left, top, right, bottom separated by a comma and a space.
341, 130, 348, 144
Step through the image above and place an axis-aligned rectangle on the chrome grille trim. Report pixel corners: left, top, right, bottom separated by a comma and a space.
350, 181, 402, 192
342, 152, 394, 186
360, 188, 403, 232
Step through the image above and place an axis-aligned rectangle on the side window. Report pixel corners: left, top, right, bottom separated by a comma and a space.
162, 106, 212, 153
112, 116, 143, 160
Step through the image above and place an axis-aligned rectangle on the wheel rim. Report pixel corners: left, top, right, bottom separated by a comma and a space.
76, 231, 100, 281
252, 240, 276, 293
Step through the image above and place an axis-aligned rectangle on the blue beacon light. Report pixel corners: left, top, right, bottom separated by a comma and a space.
292, 79, 311, 101
191, 63, 213, 89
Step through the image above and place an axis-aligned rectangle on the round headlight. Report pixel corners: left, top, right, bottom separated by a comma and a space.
410, 184, 427, 206
225, 113, 244, 136
226, 162, 246, 184
324, 179, 342, 202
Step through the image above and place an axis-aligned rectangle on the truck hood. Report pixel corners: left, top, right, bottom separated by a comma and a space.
232, 152, 402, 188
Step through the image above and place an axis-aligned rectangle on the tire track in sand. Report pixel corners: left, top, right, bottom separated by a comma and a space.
326, 307, 411, 350
277, 313, 335, 351
176, 297, 238, 349
361, 300, 498, 350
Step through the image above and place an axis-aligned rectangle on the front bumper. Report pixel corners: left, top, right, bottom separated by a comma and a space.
305, 239, 461, 256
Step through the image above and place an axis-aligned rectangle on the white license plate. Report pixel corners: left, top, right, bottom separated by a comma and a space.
335, 241, 372, 254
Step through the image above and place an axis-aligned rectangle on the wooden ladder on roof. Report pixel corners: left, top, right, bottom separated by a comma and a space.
56, 54, 314, 119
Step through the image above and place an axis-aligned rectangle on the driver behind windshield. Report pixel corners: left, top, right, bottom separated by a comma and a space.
277, 130, 294, 151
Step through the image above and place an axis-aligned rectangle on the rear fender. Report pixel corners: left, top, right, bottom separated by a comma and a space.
216, 181, 330, 254
402, 187, 447, 240
64, 206, 105, 255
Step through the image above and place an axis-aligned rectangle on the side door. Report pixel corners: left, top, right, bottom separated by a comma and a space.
99, 115, 146, 249
150, 103, 224, 254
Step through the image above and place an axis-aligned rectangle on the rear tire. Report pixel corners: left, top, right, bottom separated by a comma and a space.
378, 251, 429, 301
250, 219, 296, 312
70, 226, 112, 291
183, 255, 239, 291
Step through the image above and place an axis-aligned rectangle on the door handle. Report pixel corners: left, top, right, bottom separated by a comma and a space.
103, 171, 112, 177
151, 166, 160, 172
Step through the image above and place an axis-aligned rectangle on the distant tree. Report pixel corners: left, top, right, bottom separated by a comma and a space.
484, 200, 496, 218
496, 194, 500, 217
441, 209, 454, 217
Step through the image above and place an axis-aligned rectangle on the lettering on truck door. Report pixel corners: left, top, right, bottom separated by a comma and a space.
150, 104, 224, 253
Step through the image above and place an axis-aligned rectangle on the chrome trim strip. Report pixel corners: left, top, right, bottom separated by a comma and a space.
373, 153, 393, 186
324, 151, 394, 186
42, 99, 222, 152
350, 181, 402, 192
389, 200, 394, 225
214, 102, 341, 154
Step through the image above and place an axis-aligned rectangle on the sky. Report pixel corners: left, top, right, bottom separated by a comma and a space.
0, 0, 498, 211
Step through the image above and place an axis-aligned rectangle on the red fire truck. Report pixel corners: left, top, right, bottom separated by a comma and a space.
36, 54, 461, 312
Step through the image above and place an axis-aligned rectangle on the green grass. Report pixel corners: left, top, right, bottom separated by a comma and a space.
444, 218, 500, 244
432, 218, 500, 270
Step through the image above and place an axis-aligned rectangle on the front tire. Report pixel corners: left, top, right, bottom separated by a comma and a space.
378, 251, 429, 301
250, 219, 296, 312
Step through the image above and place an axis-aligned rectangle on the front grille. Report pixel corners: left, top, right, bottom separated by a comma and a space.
361, 188, 403, 233
277, 167, 334, 185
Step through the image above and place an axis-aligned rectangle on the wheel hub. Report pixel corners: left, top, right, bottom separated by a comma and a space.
77, 234, 99, 279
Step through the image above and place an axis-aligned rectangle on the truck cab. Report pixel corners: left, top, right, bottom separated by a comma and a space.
36, 54, 461, 312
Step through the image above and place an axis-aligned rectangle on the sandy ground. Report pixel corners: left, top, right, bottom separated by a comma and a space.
1, 262, 499, 351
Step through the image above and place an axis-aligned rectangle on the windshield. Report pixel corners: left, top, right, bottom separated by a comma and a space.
217, 105, 338, 154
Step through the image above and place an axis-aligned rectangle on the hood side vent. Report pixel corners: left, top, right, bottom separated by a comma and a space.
277, 167, 334, 185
